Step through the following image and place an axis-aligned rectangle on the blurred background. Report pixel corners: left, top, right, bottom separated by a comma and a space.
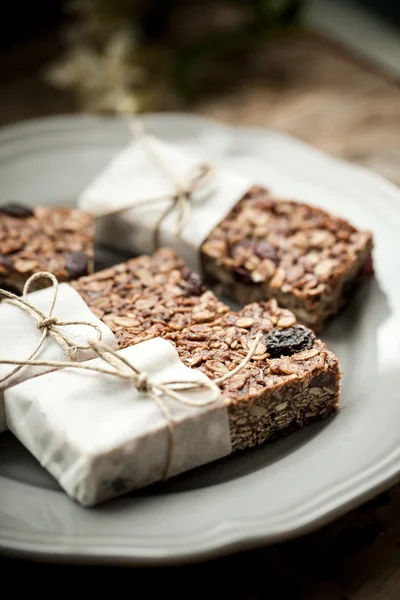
0, 0, 400, 181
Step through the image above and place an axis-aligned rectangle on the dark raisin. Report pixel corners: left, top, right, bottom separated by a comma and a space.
233, 266, 255, 285
264, 325, 315, 357
65, 252, 89, 279
180, 266, 204, 296
254, 240, 278, 263
0, 202, 34, 218
0, 253, 14, 272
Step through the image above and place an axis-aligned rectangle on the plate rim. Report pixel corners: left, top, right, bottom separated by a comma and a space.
0, 112, 400, 565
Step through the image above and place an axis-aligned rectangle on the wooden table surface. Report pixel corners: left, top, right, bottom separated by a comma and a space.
1, 29, 400, 598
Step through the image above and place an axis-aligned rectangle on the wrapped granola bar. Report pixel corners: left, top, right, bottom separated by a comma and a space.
5, 338, 231, 506
0, 279, 117, 434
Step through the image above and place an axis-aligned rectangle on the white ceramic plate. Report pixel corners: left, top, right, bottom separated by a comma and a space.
0, 114, 399, 565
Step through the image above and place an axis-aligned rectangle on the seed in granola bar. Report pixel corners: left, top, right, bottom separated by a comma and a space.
0, 253, 14, 272
0, 202, 34, 218
264, 325, 315, 357
65, 251, 89, 279
180, 266, 204, 296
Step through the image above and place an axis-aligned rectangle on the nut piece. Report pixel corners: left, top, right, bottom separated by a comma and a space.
235, 317, 254, 328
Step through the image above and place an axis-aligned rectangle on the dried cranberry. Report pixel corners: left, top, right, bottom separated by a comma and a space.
233, 267, 255, 285
180, 266, 204, 296
254, 240, 278, 263
264, 326, 315, 357
65, 252, 89, 279
0, 202, 34, 218
0, 253, 14, 272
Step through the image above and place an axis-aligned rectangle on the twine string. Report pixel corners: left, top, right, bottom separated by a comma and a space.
95, 119, 216, 250
0, 271, 103, 384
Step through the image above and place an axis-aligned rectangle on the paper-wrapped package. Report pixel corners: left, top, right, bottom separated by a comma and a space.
5, 337, 231, 506
79, 135, 252, 273
0, 283, 117, 434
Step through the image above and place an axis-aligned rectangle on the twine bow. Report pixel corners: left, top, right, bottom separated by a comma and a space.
0, 271, 103, 385
95, 120, 216, 250
0, 332, 262, 480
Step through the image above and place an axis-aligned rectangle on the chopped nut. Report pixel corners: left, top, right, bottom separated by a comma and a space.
270, 267, 285, 288
235, 317, 254, 328
276, 313, 296, 328
13, 259, 39, 273
193, 310, 215, 322
315, 259, 337, 279
253, 341, 267, 355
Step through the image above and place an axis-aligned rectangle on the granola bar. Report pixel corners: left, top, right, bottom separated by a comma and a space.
201, 186, 373, 330
73, 249, 341, 450
0, 203, 95, 292
167, 300, 340, 450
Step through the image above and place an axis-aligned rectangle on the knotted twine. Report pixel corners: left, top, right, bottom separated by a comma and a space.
0, 271, 103, 385
0, 332, 263, 480
95, 119, 216, 250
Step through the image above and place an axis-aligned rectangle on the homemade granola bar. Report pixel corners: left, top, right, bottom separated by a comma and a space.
201, 186, 373, 330
73, 249, 341, 450
0, 203, 95, 292
167, 300, 340, 450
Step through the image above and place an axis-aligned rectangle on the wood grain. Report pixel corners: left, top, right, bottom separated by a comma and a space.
1, 28, 400, 598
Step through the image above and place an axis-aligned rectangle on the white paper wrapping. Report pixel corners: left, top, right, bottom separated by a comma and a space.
0, 283, 117, 434
5, 337, 231, 506
79, 135, 252, 272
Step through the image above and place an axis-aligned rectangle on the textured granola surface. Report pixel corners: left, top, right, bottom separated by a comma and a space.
72, 248, 230, 348
0, 204, 94, 291
73, 249, 341, 450
201, 186, 373, 329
